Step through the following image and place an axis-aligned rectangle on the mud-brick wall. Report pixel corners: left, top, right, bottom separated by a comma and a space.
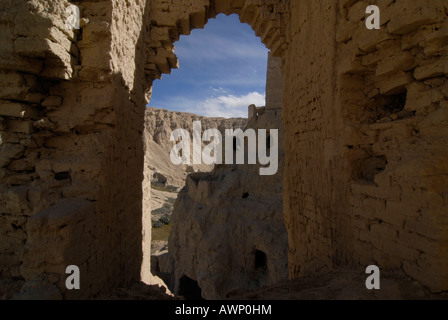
0, 0, 150, 299
283, 0, 448, 291
338, 0, 448, 291
282, 0, 347, 276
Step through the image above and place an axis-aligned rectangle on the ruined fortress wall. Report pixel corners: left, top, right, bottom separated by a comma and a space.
0, 0, 151, 298
283, 0, 448, 291
0, 0, 447, 298
282, 0, 345, 277
338, 0, 448, 291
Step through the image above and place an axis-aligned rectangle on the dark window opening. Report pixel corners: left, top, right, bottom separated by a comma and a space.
179, 275, 203, 300
55, 171, 71, 181
266, 135, 271, 150
364, 91, 409, 124
254, 250, 267, 270
242, 192, 249, 199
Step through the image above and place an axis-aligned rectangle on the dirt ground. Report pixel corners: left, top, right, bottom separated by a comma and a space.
102, 267, 448, 300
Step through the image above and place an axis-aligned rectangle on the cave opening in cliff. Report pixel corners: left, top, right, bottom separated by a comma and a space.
254, 250, 267, 271
179, 275, 203, 300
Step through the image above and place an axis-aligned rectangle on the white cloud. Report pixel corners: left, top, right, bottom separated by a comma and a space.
150, 91, 265, 118
194, 91, 265, 118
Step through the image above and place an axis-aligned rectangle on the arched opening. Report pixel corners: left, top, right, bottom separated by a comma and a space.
143, 9, 288, 299
150, 13, 268, 117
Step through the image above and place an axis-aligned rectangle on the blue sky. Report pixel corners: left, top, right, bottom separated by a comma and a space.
149, 14, 269, 118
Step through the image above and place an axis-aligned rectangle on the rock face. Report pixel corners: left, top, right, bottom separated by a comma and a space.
0, 0, 447, 299
144, 107, 247, 188
168, 54, 288, 299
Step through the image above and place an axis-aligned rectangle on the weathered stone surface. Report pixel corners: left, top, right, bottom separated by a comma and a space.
0, 143, 25, 167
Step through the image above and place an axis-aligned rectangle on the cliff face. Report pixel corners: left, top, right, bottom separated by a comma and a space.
144, 107, 247, 188
166, 54, 288, 299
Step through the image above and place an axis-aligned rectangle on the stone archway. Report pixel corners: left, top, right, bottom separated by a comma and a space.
141, 0, 289, 97
139, 0, 290, 293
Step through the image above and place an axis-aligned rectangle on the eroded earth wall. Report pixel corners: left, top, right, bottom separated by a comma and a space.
283, 0, 448, 292
0, 0, 151, 298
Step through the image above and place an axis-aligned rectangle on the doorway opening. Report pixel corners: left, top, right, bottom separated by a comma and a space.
179, 275, 203, 300
144, 14, 269, 291
141, 7, 288, 299
255, 250, 267, 271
